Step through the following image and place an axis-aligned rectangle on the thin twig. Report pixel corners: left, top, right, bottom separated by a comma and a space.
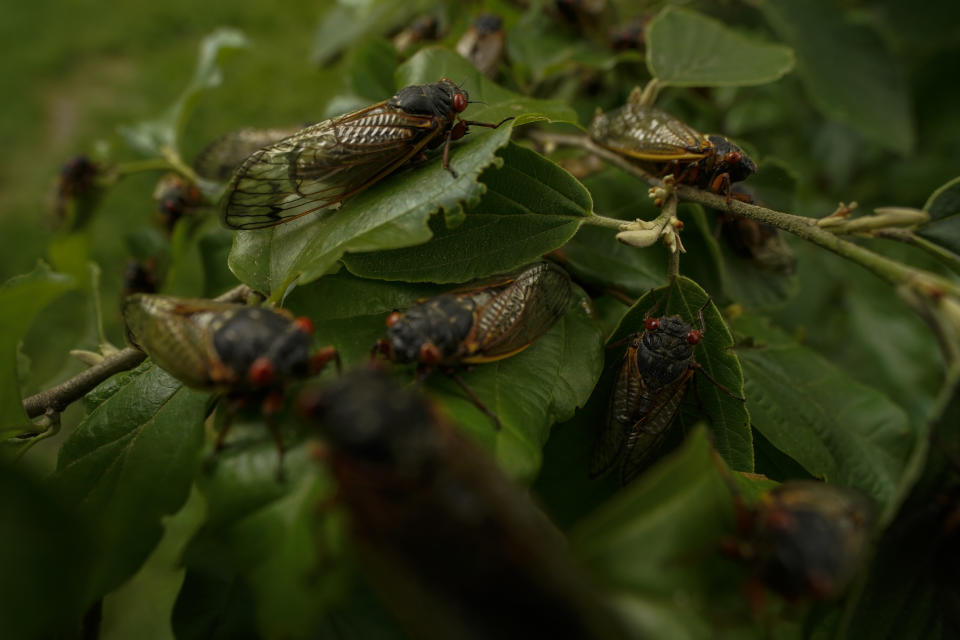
20, 284, 252, 420
530, 129, 960, 300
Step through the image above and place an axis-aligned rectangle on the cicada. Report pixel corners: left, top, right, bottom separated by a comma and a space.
590, 300, 740, 485
392, 15, 441, 54
152, 173, 204, 231
589, 97, 757, 200
123, 294, 339, 472
455, 14, 505, 79
730, 481, 873, 602
220, 79, 511, 230
299, 367, 629, 640
376, 262, 572, 428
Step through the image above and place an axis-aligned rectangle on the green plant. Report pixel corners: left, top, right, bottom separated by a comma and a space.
3, 2, 960, 638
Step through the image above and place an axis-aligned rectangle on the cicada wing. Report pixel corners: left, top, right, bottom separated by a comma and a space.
194, 126, 305, 181
123, 295, 242, 388
619, 369, 694, 485
589, 105, 711, 161
464, 263, 572, 361
589, 348, 642, 478
220, 105, 443, 230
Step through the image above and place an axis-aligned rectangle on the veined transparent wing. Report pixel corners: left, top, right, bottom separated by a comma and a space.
462, 263, 572, 362
194, 126, 305, 181
221, 104, 443, 230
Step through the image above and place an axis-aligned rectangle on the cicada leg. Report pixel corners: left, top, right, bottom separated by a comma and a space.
262, 391, 287, 482
445, 368, 502, 430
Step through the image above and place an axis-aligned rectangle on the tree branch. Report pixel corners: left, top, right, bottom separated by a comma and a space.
531, 130, 960, 301
21, 284, 252, 420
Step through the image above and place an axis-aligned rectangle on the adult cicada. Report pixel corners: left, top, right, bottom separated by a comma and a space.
220, 79, 510, 230
456, 14, 505, 79
589, 96, 757, 200
123, 294, 339, 472
728, 481, 873, 602
376, 262, 572, 428
299, 367, 630, 640
590, 300, 740, 485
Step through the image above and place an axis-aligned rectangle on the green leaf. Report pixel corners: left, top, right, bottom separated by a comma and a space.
646, 7, 794, 87
345, 38, 399, 101
604, 277, 753, 472
570, 428, 759, 636
731, 314, 915, 510
342, 142, 590, 282
228, 49, 577, 297
0, 465, 99, 639
0, 262, 75, 437
760, 0, 914, 153
182, 422, 341, 639
172, 569, 260, 640
119, 28, 248, 156
51, 363, 208, 597
918, 175, 960, 256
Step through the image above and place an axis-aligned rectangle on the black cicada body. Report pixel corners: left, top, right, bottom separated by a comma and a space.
123, 294, 330, 391
220, 79, 511, 230
299, 368, 629, 640
733, 481, 873, 601
378, 262, 572, 428
383, 262, 572, 367
589, 101, 757, 200
590, 310, 707, 485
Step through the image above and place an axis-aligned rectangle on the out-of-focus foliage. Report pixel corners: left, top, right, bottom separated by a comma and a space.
3, 0, 960, 638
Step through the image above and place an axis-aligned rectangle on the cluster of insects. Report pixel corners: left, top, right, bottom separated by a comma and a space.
98, 48, 870, 630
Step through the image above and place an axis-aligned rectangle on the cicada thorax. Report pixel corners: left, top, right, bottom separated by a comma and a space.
588, 103, 757, 198
591, 311, 706, 485
299, 368, 630, 640
737, 482, 873, 601
386, 294, 479, 366
122, 294, 319, 392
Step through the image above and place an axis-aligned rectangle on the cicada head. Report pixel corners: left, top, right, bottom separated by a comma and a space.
635, 315, 699, 388
299, 367, 438, 466
748, 481, 873, 600
388, 80, 469, 119
384, 295, 477, 365
707, 135, 757, 184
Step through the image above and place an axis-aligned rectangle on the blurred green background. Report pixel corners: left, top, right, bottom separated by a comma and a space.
1, 3, 337, 637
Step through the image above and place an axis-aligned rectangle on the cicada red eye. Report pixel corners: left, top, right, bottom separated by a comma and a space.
724, 151, 742, 165
453, 92, 468, 113
293, 316, 315, 334
419, 342, 442, 365
386, 311, 403, 327
687, 330, 703, 345
645, 317, 660, 331
248, 357, 276, 386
